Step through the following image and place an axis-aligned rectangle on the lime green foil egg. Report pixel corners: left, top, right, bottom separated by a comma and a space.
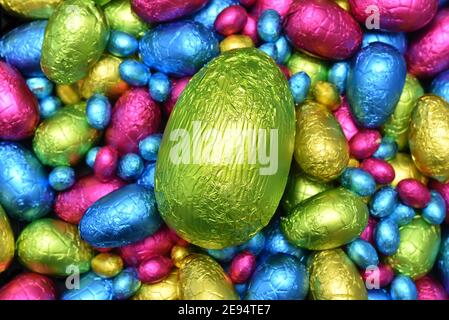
286, 51, 328, 86
281, 187, 368, 250
385, 216, 441, 279
0, 0, 62, 19
17, 218, 94, 276
33, 103, 100, 167
104, 0, 149, 37
0, 205, 14, 273
41, 0, 110, 84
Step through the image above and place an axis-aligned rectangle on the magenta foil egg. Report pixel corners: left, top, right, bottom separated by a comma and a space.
105, 88, 162, 155
349, 129, 381, 159
242, 14, 259, 45
131, 0, 209, 23
0, 61, 39, 140
397, 178, 431, 209
164, 77, 191, 117
333, 98, 360, 141
361, 158, 395, 185
0, 273, 56, 300
54, 175, 125, 224
137, 256, 173, 283
214, 5, 248, 36
360, 217, 377, 245
284, 0, 362, 60
428, 180, 449, 224
94, 146, 119, 183
251, 0, 293, 20
119, 225, 180, 266
349, 0, 438, 32
229, 251, 256, 284
406, 9, 449, 78
416, 276, 449, 300
361, 263, 394, 288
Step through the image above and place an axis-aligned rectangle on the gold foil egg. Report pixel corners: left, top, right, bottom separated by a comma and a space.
294, 100, 349, 182
16, 218, 94, 276
178, 254, 238, 300
409, 95, 449, 182
286, 51, 328, 86
104, 0, 149, 38
171, 245, 196, 269
281, 187, 368, 250
308, 249, 368, 300
91, 253, 124, 278
33, 103, 100, 167
220, 35, 254, 53
0, 0, 62, 19
385, 216, 441, 280
56, 84, 82, 105
0, 205, 14, 273
312, 81, 341, 111
388, 153, 427, 187
132, 269, 179, 300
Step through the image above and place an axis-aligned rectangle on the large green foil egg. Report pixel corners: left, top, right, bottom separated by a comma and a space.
33, 103, 100, 167
41, 0, 110, 84
281, 187, 368, 250
155, 48, 296, 249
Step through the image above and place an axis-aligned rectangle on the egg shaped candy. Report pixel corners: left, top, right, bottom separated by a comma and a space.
80, 184, 162, 248
284, 0, 362, 60
0, 205, 14, 273
41, 0, 110, 84
385, 216, 441, 279
0, 273, 56, 300
132, 0, 208, 23
0, 142, 54, 221
347, 42, 407, 128
155, 48, 295, 249
294, 100, 349, 182
0, 0, 62, 18
286, 51, 329, 86
281, 187, 368, 250
132, 269, 179, 300
104, 0, 149, 37
33, 103, 100, 167
178, 254, 238, 300
17, 218, 94, 276
349, 0, 438, 32
409, 95, 449, 182
62, 272, 114, 300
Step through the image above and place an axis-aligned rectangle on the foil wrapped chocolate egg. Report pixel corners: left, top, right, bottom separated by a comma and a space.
294, 100, 349, 182
0, 0, 62, 18
41, 0, 110, 84
281, 187, 368, 250
80, 184, 162, 248
284, 0, 362, 60
62, 272, 114, 300
155, 48, 295, 249
347, 42, 407, 128
409, 95, 449, 182
385, 216, 441, 279
132, 0, 208, 23
17, 218, 94, 276
308, 249, 368, 300
0, 61, 39, 141
0, 205, 14, 273
388, 153, 427, 187
178, 254, 238, 300
382, 74, 424, 151
104, 0, 148, 37
33, 103, 100, 167
0, 142, 54, 221
132, 269, 179, 300
0, 273, 56, 300
286, 51, 329, 86
349, 0, 438, 32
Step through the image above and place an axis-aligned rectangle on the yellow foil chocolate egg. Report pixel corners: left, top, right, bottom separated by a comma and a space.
312, 81, 341, 111
0, 0, 62, 19
281, 187, 368, 250
220, 35, 254, 52
308, 249, 368, 300
385, 216, 441, 279
56, 84, 82, 105
294, 100, 349, 182
91, 253, 124, 278
0, 205, 14, 273
286, 51, 328, 86
104, 0, 149, 38
178, 254, 238, 300
132, 269, 179, 300
409, 95, 449, 182
388, 153, 427, 187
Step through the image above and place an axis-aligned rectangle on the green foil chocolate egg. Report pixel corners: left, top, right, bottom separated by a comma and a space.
286, 51, 328, 86
0, 205, 14, 273
308, 249, 368, 300
385, 216, 441, 279
104, 0, 149, 37
281, 187, 368, 250
294, 100, 349, 182
17, 218, 94, 276
0, 0, 62, 19
155, 48, 295, 249
41, 0, 110, 84
33, 103, 100, 167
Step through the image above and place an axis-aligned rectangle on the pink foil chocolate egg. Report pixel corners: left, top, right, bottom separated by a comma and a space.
54, 175, 125, 224
251, 0, 293, 20
0, 61, 39, 140
397, 178, 431, 209
0, 273, 56, 300
242, 14, 259, 45
137, 256, 173, 283
214, 5, 248, 36
406, 9, 449, 78
164, 77, 191, 117
416, 276, 449, 300
333, 97, 360, 141
131, 0, 209, 23
119, 225, 180, 266
229, 251, 256, 284
349, 129, 381, 159
105, 88, 162, 155
428, 179, 449, 224
360, 217, 377, 245
361, 263, 394, 288
361, 158, 395, 185
94, 146, 119, 183
349, 0, 438, 32
284, 0, 362, 60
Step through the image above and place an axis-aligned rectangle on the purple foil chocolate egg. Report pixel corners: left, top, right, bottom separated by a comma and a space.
397, 178, 431, 209
137, 256, 173, 283
132, 0, 209, 23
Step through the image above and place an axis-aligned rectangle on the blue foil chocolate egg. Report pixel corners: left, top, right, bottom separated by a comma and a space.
362, 31, 407, 55
140, 21, 219, 77
422, 191, 446, 225
113, 268, 141, 300
369, 186, 398, 219
192, 0, 238, 30
390, 275, 418, 300
346, 238, 379, 269
374, 219, 400, 256
238, 232, 266, 256
79, 184, 162, 248
62, 272, 114, 300
388, 203, 415, 226
0, 142, 54, 221
340, 167, 376, 197
264, 219, 307, 260
328, 61, 350, 94
368, 289, 391, 300
347, 42, 406, 128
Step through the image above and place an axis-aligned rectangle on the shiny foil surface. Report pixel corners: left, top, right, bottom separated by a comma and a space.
286, 51, 328, 87
132, 269, 179, 300
0, 273, 56, 300
41, 0, 110, 84
62, 272, 113, 300
104, 0, 148, 37
0, 205, 14, 273
132, 0, 208, 23
281, 187, 368, 250
251, 0, 293, 20
388, 153, 427, 187
0, 0, 62, 19
155, 48, 295, 249
17, 218, 94, 276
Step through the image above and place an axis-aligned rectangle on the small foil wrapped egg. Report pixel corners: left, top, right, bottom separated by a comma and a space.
17, 218, 94, 276
0, 0, 62, 19
0, 273, 56, 300
229, 251, 256, 284
62, 272, 114, 300
137, 256, 173, 283
132, 269, 179, 300
91, 253, 124, 278
286, 51, 329, 86
113, 268, 142, 300
104, 0, 148, 38
264, 219, 307, 260
131, 0, 208, 23
415, 276, 449, 300
0, 205, 14, 273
